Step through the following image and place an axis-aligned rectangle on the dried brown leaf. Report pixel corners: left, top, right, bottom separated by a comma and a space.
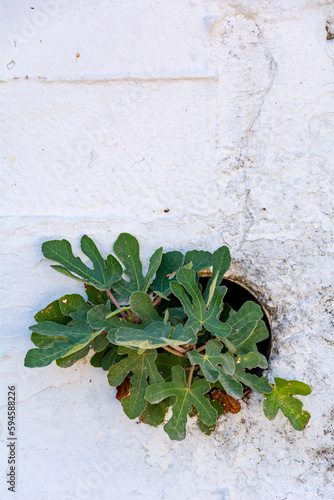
116, 376, 131, 402
211, 388, 241, 414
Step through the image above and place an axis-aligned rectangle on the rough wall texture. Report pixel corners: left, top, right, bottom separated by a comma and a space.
1, 1, 334, 499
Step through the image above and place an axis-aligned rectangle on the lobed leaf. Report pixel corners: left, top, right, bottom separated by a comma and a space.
155, 353, 187, 382
222, 302, 268, 368
56, 344, 90, 368
90, 333, 110, 352
112, 233, 162, 303
143, 247, 164, 293
34, 299, 70, 325
90, 344, 120, 370
129, 291, 160, 326
203, 246, 231, 300
187, 340, 236, 381
216, 352, 272, 397
139, 400, 170, 427
88, 291, 196, 350
263, 377, 311, 430
25, 311, 95, 367
152, 251, 184, 297
87, 304, 141, 344
58, 294, 91, 316
171, 267, 231, 338
232, 319, 269, 368
198, 397, 224, 435
232, 353, 272, 394
116, 322, 196, 350
42, 236, 123, 291
108, 348, 164, 419
30, 332, 67, 348
183, 250, 212, 272
85, 285, 108, 305
145, 365, 218, 441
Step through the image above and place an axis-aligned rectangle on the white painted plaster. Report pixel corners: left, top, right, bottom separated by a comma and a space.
1, 1, 334, 499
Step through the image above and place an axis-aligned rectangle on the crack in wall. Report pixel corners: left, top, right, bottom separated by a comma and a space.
0, 380, 83, 410
242, 21, 278, 145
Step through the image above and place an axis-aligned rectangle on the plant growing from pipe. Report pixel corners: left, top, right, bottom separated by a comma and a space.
25, 233, 311, 440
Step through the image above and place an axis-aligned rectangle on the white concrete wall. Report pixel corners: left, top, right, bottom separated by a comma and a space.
1, 1, 334, 498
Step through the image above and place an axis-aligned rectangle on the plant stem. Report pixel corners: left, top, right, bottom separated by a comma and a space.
171, 345, 186, 353
106, 290, 128, 320
163, 346, 185, 358
187, 344, 197, 388
152, 295, 162, 307
105, 306, 131, 319
196, 345, 206, 353
187, 365, 195, 389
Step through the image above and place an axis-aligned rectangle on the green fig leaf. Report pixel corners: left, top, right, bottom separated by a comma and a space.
143, 247, 164, 293
88, 291, 196, 350
90, 345, 110, 368
167, 307, 187, 320
108, 348, 163, 419
223, 301, 263, 345
188, 339, 236, 381
102, 347, 125, 370
203, 246, 231, 300
85, 285, 109, 305
205, 272, 219, 309
58, 294, 91, 316
90, 333, 110, 352
152, 251, 184, 297
116, 322, 196, 350
56, 344, 90, 368
139, 400, 170, 427
87, 302, 152, 346
198, 397, 224, 435
25, 311, 95, 367
263, 377, 311, 430
216, 371, 244, 399
155, 353, 187, 382
183, 250, 212, 272
30, 332, 68, 348
208, 352, 271, 398
90, 344, 120, 370
221, 302, 268, 368
231, 319, 269, 368
42, 236, 123, 291
87, 304, 118, 332
112, 233, 162, 303
145, 365, 217, 441
129, 291, 160, 326
170, 267, 231, 338
34, 299, 70, 325
231, 353, 272, 394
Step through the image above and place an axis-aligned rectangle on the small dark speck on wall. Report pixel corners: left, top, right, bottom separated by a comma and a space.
164, 209, 170, 213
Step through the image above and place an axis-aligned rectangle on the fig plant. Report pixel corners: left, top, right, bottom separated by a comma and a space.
25, 233, 311, 441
